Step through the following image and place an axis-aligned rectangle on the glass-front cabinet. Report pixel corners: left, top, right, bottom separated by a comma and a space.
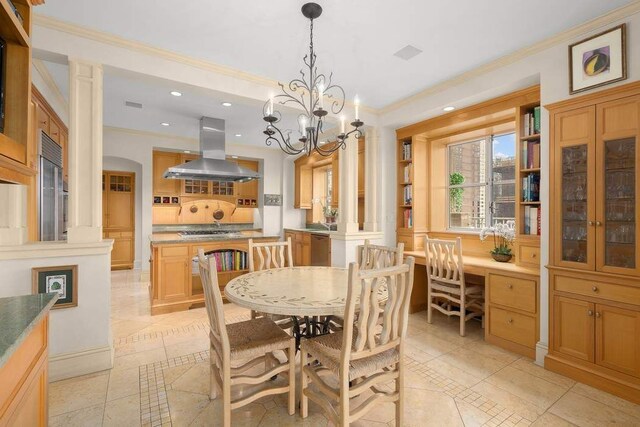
554, 97, 640, 276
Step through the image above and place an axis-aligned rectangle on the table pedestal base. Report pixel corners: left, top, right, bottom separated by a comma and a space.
291, 316, 335, 351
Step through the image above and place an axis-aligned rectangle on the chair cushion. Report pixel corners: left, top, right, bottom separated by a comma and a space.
224, 317, 292, 358
301, 331, 400, 381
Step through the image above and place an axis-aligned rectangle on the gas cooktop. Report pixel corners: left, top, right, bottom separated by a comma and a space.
179, 230, 240, 238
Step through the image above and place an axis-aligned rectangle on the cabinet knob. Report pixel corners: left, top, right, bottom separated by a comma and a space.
531, 253, 537, 258
595, 312, 601, 318
507, 318, 513, 324
507, 284, 513, 289
596, 221, 602, 226
592, 286, 598, 292
588, 221, 595, 226
587, 310, 594, 316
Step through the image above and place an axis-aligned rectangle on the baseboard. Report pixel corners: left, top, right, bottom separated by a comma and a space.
535, 342, 548, 367
49, 344, 114, 382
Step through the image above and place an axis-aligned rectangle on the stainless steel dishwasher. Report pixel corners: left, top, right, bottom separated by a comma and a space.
310, 233, 331, 266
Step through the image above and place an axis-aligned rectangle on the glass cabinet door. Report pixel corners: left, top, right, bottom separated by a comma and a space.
602, 137, 636, 270
560, 145, 591, 265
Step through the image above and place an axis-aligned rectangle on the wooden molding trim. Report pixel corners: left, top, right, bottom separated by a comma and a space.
396, 85, 539, 139
545, 80, 640, 112
32, 58, 68, 114
381, 1, 640, 115
0, 240, 113, 260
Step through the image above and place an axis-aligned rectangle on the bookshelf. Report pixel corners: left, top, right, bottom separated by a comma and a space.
515, 100, 542, 266
396, 135, 428, 251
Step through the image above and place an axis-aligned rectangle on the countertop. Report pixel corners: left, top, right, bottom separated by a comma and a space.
284, 228, 334, 236
0, 293, 58, 368
149, 231, 280, 244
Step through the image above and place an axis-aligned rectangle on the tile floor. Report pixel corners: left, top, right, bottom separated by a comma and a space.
48, 269, 640, 426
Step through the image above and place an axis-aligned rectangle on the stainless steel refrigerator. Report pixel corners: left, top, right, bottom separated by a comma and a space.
38, 129, 65, 241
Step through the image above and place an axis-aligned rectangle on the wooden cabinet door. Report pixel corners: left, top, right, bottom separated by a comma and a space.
595, 304, 640, 377
302, 243, 311, 266
553, 296, 595, 362
4, 359, 47, 427
105, 173, 134, 229
159, 256, 190, 300
35, 102, 50, 135
48, 121, 60, 144
595, 96, 640, 276
294, 241, 303, 266
235, 160, 259, 198
553, 106, 596, 270
153, 151, 181, 194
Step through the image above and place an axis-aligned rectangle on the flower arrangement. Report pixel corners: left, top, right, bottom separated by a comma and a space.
480, 220, 516, 260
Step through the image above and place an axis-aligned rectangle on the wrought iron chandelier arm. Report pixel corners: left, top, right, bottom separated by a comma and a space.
265, 124, 304, 155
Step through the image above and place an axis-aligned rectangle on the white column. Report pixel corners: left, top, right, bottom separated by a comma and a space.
0, 184, 27, 245
66, 60, 104, 244
363, 128, 379, 232
337, 134, 359, 234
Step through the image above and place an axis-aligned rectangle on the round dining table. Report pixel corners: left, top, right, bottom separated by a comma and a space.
225, 266, 387, 348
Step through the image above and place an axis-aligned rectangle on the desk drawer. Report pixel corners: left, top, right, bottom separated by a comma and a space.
161, 246, 189, 258
518, 245, 540, 266
554, 275, 640, 306
489, 306, 536, 348
488, 273, 537, 313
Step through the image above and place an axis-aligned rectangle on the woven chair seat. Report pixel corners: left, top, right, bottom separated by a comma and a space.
220, 317, 292, 359
431, 281, 484, 296
301, 331, 400, 381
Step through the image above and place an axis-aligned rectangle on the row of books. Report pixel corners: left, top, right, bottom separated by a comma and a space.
403, 208, 413, 229
403, 164, 412, 183
524, 206, 541, 235
208, 250, 248, 272
522, 173, 540, 202
522, 140, 541, 169
523, 106, 541, 136
403, 185, 413, 205
401, 141, 412, 161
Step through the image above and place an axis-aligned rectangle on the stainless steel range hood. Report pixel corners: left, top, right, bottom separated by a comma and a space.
163, 117, 261, 183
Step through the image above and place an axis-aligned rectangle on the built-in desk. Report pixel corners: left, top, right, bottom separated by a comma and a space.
404, 250, 540, 358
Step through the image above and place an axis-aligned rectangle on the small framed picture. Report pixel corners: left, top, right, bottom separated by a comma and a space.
171, 197, 179, 204
238, 199, 244, 206
569, 24, 626, 95
162, 196, 170, 204
32, 265, 78, 309
154, 196, 161, 204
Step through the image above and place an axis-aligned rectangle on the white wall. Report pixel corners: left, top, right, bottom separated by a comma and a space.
103, 156, 143, 268
378, 10, 640, 363
102, 128, 305, 271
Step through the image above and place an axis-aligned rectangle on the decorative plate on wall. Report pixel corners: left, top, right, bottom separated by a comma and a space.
264, 194, 282, 206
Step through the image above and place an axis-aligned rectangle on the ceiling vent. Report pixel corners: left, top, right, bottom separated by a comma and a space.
125, 101, 143, 109
393, 45, 423, 61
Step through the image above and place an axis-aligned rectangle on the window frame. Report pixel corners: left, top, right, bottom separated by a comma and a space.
446, 132, 516, 231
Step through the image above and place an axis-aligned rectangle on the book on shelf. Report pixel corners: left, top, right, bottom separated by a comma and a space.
402, 141, 412, 161
523, 206, 541, 235
523, 107, 541, 136
403, 164, 412, 183
522, 173, 540, 202
533, 106, 541, 134
209, 250, 247, 272
403, 185, 413, 205
522, 140, 541, 169
403, 208, 413, 228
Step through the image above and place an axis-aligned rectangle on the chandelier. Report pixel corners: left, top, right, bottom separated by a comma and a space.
262, 2, 364, 156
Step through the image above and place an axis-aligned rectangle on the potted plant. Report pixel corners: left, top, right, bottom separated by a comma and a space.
480, 220, 516, 262
449, 172, 465, 227
323, 205, 338, 224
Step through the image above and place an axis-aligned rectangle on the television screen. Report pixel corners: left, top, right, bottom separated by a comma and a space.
0, 37, 5, 134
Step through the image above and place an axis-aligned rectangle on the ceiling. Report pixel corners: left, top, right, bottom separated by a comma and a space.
35, 0, 633, 109
40, 60, 306, 147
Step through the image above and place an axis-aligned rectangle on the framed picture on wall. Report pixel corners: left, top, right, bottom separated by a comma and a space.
569, 24, 626, 94
32, 265, 78, 309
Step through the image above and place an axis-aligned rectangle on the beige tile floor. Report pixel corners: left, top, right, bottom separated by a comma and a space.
48, 269, 640, 426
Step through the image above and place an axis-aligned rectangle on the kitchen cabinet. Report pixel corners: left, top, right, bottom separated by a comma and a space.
235, 159, 259, 199
310, 233, 331, 266
153, 151, 181, 195
32, 86, 69, 183
180, 153, 210, 196
284, 230, 317, 266
547, 83, 640, 404
103, 171, 135, 270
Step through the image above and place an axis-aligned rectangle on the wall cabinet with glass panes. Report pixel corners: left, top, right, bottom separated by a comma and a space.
547, 84, 640, 404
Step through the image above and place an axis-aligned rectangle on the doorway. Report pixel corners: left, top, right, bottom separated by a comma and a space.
102, 170, 135, 270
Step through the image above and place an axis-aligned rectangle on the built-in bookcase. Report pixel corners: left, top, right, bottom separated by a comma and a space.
396, 135, 428, 251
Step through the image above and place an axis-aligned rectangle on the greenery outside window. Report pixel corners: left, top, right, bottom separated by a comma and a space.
447, 133, 516, 230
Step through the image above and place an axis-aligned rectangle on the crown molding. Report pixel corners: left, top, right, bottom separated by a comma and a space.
379, 0, 640, 115
32, 58, 69, 113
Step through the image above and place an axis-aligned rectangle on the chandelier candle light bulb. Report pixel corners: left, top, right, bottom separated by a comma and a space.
354, 95, 360, 121
318, 83, 325, 109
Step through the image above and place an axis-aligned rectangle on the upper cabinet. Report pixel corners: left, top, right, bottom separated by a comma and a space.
32, 87, 69, 182
552, 96, 640, 276
152, 151, 181, 195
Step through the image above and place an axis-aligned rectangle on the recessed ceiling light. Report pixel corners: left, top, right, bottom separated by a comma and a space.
221, 102, 232, 107
161, 122, 170, 126
443, 106, 456, 112
393, 45, 423, 61
183, 150, 191, 153
235, 133, 242, 137
170, 91, 182, 97
231, 155, 238, 159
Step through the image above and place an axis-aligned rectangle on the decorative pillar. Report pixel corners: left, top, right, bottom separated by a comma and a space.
337, 134, 359, 234
363, 128, 379, 232
66, 60, 104, 243
0, 184, 27, 245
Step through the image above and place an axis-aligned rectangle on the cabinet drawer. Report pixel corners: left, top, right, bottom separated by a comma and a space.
518, 245, 540, 266
555, 275, 640, 306
161, 246, 189, 258
489, 306, 536, 348
488, 274, 537, 313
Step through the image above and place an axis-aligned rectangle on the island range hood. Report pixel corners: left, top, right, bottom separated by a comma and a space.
163, 117, 261, 183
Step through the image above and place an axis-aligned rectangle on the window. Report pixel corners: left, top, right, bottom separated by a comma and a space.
447, 133, 516, 230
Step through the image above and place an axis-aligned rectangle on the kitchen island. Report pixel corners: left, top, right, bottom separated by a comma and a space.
149, 230, 278, 315
0, 293, 57, 425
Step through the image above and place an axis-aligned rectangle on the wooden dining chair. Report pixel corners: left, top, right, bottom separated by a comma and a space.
356, 239, 405, 270
198, 249, 296, 427
424, 237, 484, 336
300, 257, 416, 426
248, 238, 296, 327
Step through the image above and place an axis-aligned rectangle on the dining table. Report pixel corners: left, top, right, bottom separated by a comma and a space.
225, 266, 387, 348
